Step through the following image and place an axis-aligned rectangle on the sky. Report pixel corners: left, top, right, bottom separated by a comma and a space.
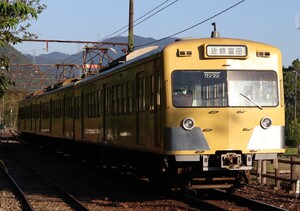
14, 0, 300, 67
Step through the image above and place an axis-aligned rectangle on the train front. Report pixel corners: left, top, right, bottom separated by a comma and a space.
161, 34, 285, 189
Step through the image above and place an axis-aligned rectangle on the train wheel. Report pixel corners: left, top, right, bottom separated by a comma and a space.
244, 170, 251, 184
146, 159, 170, 190
226, 171, 246, 193
147, 163, 163, 185
178, 167, 193, 192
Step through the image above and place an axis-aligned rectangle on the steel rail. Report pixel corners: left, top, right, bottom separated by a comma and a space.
13, 156, 90, 211
0, 160, 34, 211
170, 188, 288, 211
215, 189, 288, 211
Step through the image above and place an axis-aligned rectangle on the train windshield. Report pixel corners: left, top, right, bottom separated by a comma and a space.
172, 70, 278, 107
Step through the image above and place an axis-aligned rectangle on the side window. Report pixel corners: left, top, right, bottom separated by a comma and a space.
96, 90, 101, 117
27, 105, 32, 119
42, 102, 50, 119
112, 86, 117, 115
127, 81, 132, 113
118, 85, 122, 114
91, 92, 95, 117
87, 93, 91, 118
69, 96, 73, 117
74, 96, 80, 119
150, 75, 154, 111
104, 86, 110, 115
53, 99, 62, 118
122, 83, 127, 114
137, 73, 148, 112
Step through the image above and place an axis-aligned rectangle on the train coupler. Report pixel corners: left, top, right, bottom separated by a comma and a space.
221, 153, 242, 169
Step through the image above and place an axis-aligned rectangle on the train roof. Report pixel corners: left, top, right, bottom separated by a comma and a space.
126, 46, 160, 61
25, 36, 280, 98
73, 45, 165, 86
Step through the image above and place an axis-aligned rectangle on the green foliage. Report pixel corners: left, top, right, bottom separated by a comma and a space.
286, 119, 300, 146
0, 73, 11, 97
0, 0, 44, 46
0, 0, 46, 97
284, 58, 300, 146
1, 91, 28, 127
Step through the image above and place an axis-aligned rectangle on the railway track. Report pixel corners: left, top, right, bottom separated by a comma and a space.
0, 154, 89, 211
1, 132, 294, 210
172, 189, 288, 211
102, 164, 289, 210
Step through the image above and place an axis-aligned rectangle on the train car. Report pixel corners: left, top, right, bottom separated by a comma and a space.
18, 89, 43, 135
17, 28, 285, 190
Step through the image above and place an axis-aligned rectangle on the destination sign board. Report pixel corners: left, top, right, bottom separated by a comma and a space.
205, 45, 247, 58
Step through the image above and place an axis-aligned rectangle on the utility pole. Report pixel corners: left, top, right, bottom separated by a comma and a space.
128, 0, 134, 53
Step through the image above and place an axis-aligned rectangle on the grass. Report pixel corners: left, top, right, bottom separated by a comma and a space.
284, 147, 298, 157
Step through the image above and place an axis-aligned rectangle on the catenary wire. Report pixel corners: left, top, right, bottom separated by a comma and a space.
135, 0, 246, 48
44, 0, 179, 72
14, 0, 246, 87
64, 0, 179, 66
83, 0, 246, 67
100, 0, 175, 42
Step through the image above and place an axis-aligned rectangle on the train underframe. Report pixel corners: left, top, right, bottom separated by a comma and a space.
145, 154, 251, 191
19, 132, 251, 191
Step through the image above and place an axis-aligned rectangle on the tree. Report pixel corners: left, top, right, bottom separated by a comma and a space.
286, 119, 300, 146
283, 58, 300, 146
0, 0, 46, 97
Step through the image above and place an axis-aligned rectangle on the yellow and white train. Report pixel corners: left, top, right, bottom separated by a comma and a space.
18, 29, 285, 190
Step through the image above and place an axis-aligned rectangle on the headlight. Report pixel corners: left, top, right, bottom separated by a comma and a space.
260, 117, 272, 129
182, 118, 195, 130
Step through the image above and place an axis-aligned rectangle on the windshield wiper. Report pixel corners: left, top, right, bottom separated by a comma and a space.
239, 92, 262, 110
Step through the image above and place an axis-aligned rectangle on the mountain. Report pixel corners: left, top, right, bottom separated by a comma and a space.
25, 51, 71, 64
0, 45, 43, 92
25, 35, 177, 66
1, 35, 177, 93
0, 45, 33, 64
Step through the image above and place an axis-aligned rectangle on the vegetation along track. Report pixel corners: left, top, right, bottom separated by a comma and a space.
0, 154, 89, 211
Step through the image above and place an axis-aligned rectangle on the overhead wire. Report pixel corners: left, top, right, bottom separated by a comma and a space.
76, 0, 179, 67
9, 1, 178, 90
40, 0, 179, 75
66, 0, 245, 65
136, 0, 246, 48
84, 0, 245, 67
14, 0, 246, 89
100, 0, 175, 42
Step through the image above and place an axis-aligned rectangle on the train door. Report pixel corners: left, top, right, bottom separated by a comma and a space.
73, 94, 81, 141
63, 94, 73, 139
149, 71, 162, 148
136, 72, 148, 146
